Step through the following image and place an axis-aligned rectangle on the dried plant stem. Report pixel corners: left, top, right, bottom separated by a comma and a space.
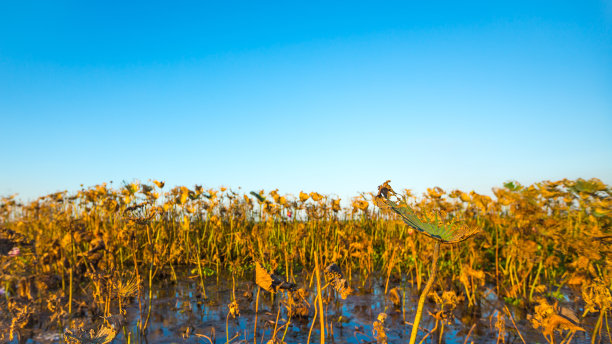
315, 253, 325, 344
106, 282, 111, 316
226, 311, 230, 344
271, 305, 281, 342
307, 294, 319, 344
560, 331, 575, 344
68, 267, 73, 315
463, 323, 476, 344
504, 305, 526, 344
605, 311, 611, 344
232, 273, 236, 301
284, 248, 290, 282
118, 292, 123, 315
195, 333, 215, 344
495, 225, 500, 296
528, 259, 543, 302
259, 327, 265, 344
402, 287, 407, 323
384, 247, 397, 294
142, 263, 153, 331
280, 314, 292, 344
592, 310, 604, 344
254, 286, 260, 344
196, 231, 207, 299
409, 241, 440, 344
418, 316, 438, 344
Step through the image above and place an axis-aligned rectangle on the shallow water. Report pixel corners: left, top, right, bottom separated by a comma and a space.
8, 271, 601, 344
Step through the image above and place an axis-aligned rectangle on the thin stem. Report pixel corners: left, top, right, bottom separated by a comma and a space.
495, 224, 500, 296
68, 267, 73, 315
254, 286, 260, 344
592, 310, 604, 344
418, 316, 438, 344
307, 294, 319, 344
226, 311, 230, 344
315, 253, 325, 344
409, 241, 440, 344
463, 323, 476, 344
529, 259, 543, 302
280, 314, 292, 344
605, 311, 611, 344
271, 305, 281, 342
504, 305, 526, 344
196, 226, 207, 299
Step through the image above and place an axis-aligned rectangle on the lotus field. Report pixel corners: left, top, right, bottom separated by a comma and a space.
0, 178, 610, 344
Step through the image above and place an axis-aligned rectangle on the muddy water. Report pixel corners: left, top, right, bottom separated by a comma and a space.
9, 271, 600, 344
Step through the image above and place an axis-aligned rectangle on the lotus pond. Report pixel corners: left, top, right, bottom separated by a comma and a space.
0, 178, 610, 343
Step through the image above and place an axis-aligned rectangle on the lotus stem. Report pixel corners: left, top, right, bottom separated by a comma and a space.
605, 311, 611, 344
504, 305, 526, 344
196, 235, 207, 299
307, 293, 319, 344
409, 241, 440, 344
528, 259, 543, 302
463, 323, 476, 344
272, 305, 281, 342
281, 314, 292, 344
68, 267, 73, 315
226, 311, 230, 344
315, 253, 325, 344
254, 286, 260, 344
592, 310, 604, 344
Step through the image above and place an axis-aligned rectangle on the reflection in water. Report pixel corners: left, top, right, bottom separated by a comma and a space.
6, 271, 595, 344
110, 273, 594, 343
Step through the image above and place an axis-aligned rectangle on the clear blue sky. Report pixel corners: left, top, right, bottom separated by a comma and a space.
1, 1, 611, 201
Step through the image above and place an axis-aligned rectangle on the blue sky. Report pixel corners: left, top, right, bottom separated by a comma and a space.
1, 1, 611, 201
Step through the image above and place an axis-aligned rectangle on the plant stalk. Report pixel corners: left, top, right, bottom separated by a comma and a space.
409, 241, 440, 344
315, 253, 325, 344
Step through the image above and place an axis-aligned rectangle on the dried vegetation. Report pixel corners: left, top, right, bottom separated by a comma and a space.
0, 178, 609, 343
